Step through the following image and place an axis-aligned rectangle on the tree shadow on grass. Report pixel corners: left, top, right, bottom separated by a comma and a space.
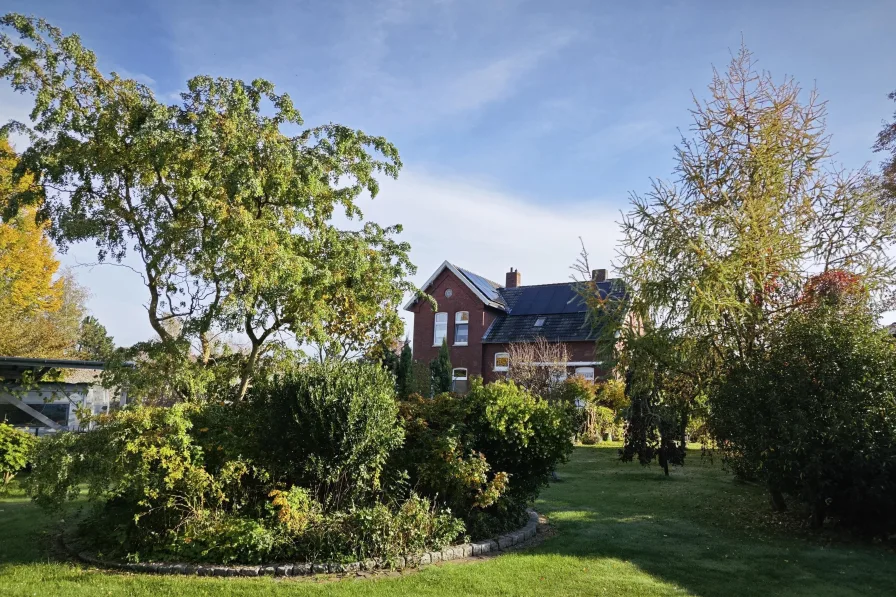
531, 445, 896, 597
0, 486, 70, 568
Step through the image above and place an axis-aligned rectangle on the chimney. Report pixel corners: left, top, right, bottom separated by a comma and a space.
592, 268, 607, 282
505, 267, 521, 289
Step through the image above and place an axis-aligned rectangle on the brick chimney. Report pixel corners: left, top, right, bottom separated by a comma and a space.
592, 268, 607, 282
505, 267, 521, 288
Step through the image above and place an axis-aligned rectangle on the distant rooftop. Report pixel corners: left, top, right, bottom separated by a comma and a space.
0, 356, 109, 384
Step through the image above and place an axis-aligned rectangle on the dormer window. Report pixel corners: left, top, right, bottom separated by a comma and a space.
534, 316, 545, 327
454, 311, 469, 345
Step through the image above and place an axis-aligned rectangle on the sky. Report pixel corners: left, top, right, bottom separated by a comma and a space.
1, 0, 895, 347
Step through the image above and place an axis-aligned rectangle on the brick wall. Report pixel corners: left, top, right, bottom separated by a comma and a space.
410, 268, 500, 379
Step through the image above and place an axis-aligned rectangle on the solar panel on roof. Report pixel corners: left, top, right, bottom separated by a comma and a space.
457, 266, 504, 304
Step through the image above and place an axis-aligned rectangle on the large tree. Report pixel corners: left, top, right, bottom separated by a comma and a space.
0, 138, 84, 358
0, 14, 416, 399
874, 89, 896, 200
579, 46, 896, 471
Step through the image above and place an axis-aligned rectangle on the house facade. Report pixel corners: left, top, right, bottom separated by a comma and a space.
404, 262, 621, 389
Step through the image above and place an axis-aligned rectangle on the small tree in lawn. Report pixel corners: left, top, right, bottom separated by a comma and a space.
430, 338, 452, 394
0, 422, 34, 489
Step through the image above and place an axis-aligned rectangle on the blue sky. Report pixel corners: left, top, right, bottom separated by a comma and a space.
2, 0, 895, 346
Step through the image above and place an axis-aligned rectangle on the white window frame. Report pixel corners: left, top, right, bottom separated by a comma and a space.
452, 368, 468, 381
574, 366, 595, 380
454, 311, 469, 346
433, 312, 448, 346
494, 352, 509, 372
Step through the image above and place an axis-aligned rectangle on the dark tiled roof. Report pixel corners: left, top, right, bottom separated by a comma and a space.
482, 311, 596, 343
482, 279, 625, 344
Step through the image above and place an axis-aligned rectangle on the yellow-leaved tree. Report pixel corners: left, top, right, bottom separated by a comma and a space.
0, 137, 84, 358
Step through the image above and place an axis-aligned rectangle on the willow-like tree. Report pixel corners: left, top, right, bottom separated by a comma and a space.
578, 46, 896, 471
0, 14, 416, 399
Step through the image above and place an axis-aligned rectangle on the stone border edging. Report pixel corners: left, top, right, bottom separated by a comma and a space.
70, 509, 540, 577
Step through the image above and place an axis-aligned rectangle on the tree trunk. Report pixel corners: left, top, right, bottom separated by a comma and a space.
769, 487, 788, 512
237, 343, 261, 401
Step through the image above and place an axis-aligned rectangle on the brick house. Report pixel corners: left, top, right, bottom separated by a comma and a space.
404, 261, 621, 390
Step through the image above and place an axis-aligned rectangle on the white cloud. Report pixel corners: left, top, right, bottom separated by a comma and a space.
112, 68, 157, 87
355, 169, 622, 341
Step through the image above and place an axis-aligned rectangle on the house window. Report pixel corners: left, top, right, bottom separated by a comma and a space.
575, 367, 595, 380
452, 368, 469, 393
494, 352, 509, 372
455, 311, 469, 345
434, 312, 448, 346
534, 316, 545, 327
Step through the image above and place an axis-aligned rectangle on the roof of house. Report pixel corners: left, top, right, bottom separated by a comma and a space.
483, 280, 625, 344
405, 261, 626, 345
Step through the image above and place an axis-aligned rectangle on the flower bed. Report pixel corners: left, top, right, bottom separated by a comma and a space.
69, 510, 540, 577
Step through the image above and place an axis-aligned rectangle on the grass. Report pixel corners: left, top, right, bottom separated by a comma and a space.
1, 444, 895, 596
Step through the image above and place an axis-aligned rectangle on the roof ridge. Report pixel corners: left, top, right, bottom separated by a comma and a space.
499, 279, 620, 290
453, 264, 504, 289
500, 281, 577, 290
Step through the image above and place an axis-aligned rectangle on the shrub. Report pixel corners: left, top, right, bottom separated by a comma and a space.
0, 422, 35, 489
26, 404, 229, 553
580, 433, 598, 445
164, 492, 462, 564
397, 379, 575, 537
26, 397, 462, 564
254, 360, 404, 509
711, 292, 896, 536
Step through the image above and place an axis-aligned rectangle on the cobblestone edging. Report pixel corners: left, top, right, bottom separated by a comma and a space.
70, 510, 540, 577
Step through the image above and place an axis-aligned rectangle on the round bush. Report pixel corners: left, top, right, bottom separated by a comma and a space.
253, 360, 404, 509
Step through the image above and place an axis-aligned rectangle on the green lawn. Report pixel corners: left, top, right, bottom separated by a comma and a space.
1, 444, 894, 596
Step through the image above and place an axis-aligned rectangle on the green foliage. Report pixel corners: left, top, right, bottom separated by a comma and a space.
406, 359, 432, 397
0, 14, 416, 400
711, 275, 896, 535
253, 360, 404, 509
75, 316, 115, 360
396, 340, 413, 398
556, 377, 628, 441
0, 422, 34, 488
429, 338, 452, 394
397, 379, 575, 538
25, 393, 461, 564
576, 46, 896, 478
25, 403, 248, 555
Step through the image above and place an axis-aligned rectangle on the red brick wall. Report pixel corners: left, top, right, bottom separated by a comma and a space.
481, 341, 608, 383
410, 268, 499, 379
